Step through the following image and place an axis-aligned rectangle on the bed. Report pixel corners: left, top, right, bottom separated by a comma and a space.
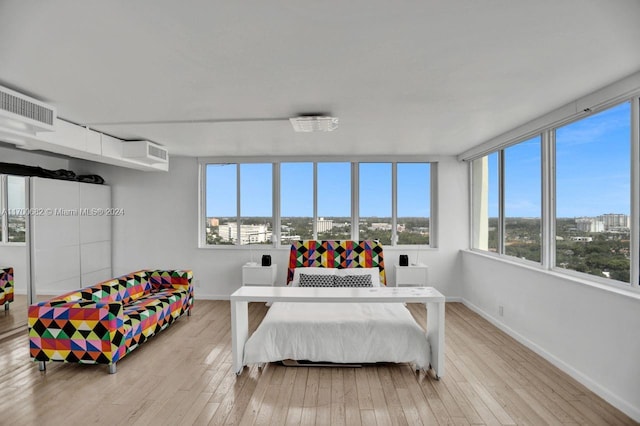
237, 240, 443, 376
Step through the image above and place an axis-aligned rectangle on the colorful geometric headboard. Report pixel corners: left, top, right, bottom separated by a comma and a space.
287, 240, 386, 285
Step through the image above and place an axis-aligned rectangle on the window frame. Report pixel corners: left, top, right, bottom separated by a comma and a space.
470, 139, 543, 266
468, 97, 639, 291
198, 158, 438, 249
0, 174, 28, 246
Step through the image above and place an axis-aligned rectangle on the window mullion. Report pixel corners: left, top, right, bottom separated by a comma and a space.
313, 163, 318, 239
352, 162, 359, 241
198, 166, 205, 247
1, 175, 6, 244
236, 164, 241, 246
273, 163, 280, 248
498, 150, 505, 254
631, 97, 640, 289
391, 163, 397, 246
541, 130, 554, 269
430, 163, 438, 248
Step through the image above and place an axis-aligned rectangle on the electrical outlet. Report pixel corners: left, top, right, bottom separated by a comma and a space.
498, 305, 504, 316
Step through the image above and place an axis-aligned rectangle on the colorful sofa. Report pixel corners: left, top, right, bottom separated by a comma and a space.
1, 267, 14, 310
28, 269, 193, 373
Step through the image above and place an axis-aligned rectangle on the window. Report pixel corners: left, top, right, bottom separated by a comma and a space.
205, 164, 237, 245
472, 138, 542, 262
504, 137, 541, 262
470, 100, 636, 287
471, 152, 499, 253
202, 160, 434, 247
239, 164, 272, 245
397, 163, 431, 245
317, 163, 351, 239
204, 163, 273, 246
0, 175, 27, 244
359, 163, 392, 244
357, 162, 432, 245
281, 162, 313, 242
555, 102, 631, 282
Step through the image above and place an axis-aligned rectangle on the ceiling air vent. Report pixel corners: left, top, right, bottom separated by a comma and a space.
147, 143, 168, 161
0, 85, 56, 133
122, 140, 169, 164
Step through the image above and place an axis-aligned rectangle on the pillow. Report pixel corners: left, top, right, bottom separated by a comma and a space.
290, 267, 335, 286
299, 273, 335, 287
334, 274, 373, 287
334, 267, 382, 286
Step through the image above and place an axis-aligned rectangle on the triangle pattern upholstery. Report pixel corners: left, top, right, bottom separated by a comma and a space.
28, 269, 193, 370
287, 240, 386, 285
0, 267, 14, 306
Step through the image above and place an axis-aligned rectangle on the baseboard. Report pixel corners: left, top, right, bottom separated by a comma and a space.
194, 294, 230, 301
461, 298, 640, 423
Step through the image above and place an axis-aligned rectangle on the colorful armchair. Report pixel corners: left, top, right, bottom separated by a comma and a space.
0, 267, 14, 310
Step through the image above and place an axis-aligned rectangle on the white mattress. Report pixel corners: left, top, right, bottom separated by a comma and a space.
243, 302, 431, 369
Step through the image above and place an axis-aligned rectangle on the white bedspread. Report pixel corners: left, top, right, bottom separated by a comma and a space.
243, 302, 431, 369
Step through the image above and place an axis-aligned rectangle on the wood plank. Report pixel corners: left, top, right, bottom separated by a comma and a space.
285, 367, 308, 425
343, 368, 362, 426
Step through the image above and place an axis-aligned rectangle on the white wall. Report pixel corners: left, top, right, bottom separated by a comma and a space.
0, 145, 70, 293
461, 250, 640, 422
71, 156, 468, 299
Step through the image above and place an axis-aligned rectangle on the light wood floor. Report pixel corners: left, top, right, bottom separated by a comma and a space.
0, 301, 635, 425
0, 294, 28, 339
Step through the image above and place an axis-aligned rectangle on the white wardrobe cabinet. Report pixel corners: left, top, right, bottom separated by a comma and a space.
30, 177, 112, 297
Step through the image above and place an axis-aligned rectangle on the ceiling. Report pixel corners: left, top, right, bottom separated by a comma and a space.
1, 1, 639, 158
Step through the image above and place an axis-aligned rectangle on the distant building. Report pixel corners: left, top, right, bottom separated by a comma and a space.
571, 236, 593, 242
597, 213, 629, 230
576, 218, 604, 233
317, 218, 333, 233
574, 214, 629, 233
370, 222, 406, 232
208, 217, 220, 227
332, 222, 350, 228
218, 223, 271, 244
280, 234, 301, 242
371, 222, 392, 231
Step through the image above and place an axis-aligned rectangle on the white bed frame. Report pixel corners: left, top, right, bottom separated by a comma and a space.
230, 286, 445, 378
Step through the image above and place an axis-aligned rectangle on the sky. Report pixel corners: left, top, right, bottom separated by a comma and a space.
489, 101, 631, 218
207, 101, 631, 219
206, 162, 430, 218
555, 102, 630, 217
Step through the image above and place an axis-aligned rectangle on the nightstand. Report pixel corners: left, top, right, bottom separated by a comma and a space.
394, 264, 428, 287
242, 264, 277, 287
